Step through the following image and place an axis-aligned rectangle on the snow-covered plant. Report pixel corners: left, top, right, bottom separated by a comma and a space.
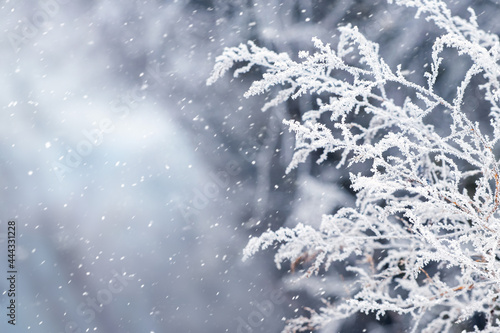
208, 0, 500, 331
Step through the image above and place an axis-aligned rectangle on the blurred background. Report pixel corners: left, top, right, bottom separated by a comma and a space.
1, 1, 499, 332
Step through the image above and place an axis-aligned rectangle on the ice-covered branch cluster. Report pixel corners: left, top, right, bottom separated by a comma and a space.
208, 0, 500, 331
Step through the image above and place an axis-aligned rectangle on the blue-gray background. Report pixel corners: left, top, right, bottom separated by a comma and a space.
1, 1, 499, 332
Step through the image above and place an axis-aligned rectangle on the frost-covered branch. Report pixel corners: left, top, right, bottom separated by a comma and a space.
208, 0, 500, 331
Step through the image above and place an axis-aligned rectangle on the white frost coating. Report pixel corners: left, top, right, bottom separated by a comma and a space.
209, 1, 500, 332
